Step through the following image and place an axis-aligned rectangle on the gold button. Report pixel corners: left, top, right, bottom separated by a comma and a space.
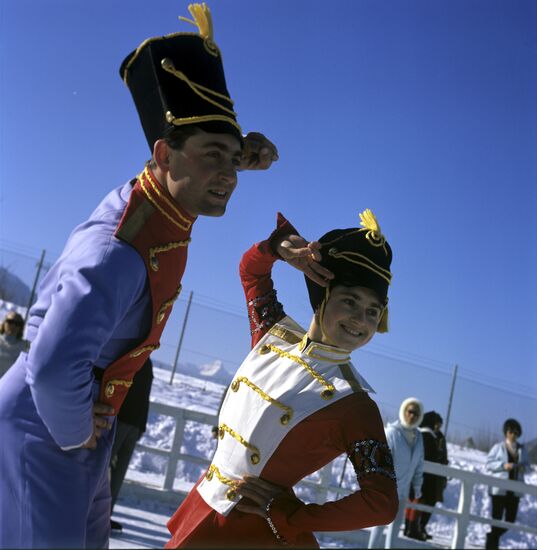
258, 345, 270, 355
321, 389, 334, 400
280, 414, 291, 425
250, 453, 260, 465
150, 257, 159, 271
231, 380, 239, 392
105, 383, 115, 398
226, 488, 237, 501
219, 428, 225, 439
206, 470, 213, 481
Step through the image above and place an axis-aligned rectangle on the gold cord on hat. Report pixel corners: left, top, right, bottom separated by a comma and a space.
160, 58, 236, 117
179, 3, 220, 56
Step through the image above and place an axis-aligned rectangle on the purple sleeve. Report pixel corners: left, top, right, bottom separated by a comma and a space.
26, 233, 146, 448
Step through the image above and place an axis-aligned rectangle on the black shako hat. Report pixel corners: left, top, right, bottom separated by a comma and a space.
120, 3, 242, 151
305, 209, 393, 333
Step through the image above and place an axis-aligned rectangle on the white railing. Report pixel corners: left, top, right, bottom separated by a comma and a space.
132, 402, 537, 549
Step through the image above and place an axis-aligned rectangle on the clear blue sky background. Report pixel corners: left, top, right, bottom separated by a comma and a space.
1, 1, 536, 440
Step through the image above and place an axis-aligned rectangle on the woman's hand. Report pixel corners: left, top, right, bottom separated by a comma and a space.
235, 476, 285, 518
276, 234, 334, 287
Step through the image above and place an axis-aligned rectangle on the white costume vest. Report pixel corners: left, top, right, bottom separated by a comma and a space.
197, 315, 374, 515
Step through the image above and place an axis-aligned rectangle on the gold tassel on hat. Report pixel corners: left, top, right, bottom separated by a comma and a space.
179, 3, 214, 41
179, 3, 219, 56
359, 208, 387, 251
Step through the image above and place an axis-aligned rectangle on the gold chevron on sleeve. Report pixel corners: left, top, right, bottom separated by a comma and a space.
218, 423, 261, 465
231, 376, 293, 425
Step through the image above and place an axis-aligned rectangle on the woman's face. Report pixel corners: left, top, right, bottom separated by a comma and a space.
313, 285, 383, 351
3, 314, 23, 337
404, 403, 421, 425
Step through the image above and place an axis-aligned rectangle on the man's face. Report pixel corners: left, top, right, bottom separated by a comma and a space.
164, 131, 242, 217
318, 285, 383, 351
506, 428, 520, 444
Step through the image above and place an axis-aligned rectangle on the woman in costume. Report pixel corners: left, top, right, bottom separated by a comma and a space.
166, 209, 398, 548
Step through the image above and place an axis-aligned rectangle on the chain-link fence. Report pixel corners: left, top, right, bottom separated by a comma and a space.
1, 243, 536, 451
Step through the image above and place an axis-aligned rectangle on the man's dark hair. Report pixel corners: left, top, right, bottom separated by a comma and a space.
147, 125, 202, 169
503, 418, 522, 437
162, 125, 202, 151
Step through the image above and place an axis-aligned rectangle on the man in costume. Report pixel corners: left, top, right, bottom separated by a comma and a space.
166, 209, 399, 548
0, 4, 277, 548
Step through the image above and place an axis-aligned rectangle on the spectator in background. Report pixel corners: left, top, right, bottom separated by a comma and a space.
0, 312, 26, 378
485, 418, 529, 549
110, 359, 154, 532
409, 410, 449, 540
368, 397, 424, 549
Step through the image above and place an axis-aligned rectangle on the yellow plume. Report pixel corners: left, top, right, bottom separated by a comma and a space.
359, 208, 381, 234
179, 3, 214, 40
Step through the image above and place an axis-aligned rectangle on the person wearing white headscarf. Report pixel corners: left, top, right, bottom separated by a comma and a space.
368, 397, 424, 549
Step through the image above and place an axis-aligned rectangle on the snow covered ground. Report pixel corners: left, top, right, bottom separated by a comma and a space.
110, 365, 537, 549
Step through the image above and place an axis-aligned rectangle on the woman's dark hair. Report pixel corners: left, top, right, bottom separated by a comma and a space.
420, 411, 443, 430
503, 418, 522, 437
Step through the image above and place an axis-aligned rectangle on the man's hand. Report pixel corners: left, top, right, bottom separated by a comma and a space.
235, 476, 284, 518
504, 462, 516, 471
81, 402, 114, 450
276, 234, 334, 287
240, 132, 279, 171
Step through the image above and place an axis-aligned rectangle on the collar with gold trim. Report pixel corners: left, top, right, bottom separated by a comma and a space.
298, 334, 351, 364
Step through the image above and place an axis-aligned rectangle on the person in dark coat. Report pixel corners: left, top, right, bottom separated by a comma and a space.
416, 411, 449, 539
110, 359, 154, 531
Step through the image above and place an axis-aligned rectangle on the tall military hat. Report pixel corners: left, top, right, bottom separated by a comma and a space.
120, 3, 242, 150
305, 209, 393, 333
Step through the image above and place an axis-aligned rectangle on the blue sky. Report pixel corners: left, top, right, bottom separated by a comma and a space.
1, 1, 536, 439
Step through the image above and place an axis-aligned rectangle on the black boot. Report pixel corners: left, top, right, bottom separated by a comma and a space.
406, 521, 427, 541
110, 519, 123, 531
485, 531, 499, 549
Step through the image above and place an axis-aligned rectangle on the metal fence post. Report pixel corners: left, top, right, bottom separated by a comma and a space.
452, 479, 472, 549
169, 290, 194, 385
164, 408, 186, 491
24, 249, 46, 324
444, 363, 458, 439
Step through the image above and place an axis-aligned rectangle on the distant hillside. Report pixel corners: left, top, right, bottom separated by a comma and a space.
0, 267, 31, 307
152, 358, 232, 386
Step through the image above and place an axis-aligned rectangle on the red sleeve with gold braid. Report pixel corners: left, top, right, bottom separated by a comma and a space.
266, 394, 399, 544
239, 213, 299, 348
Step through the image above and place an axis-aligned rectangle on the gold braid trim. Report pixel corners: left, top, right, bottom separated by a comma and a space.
138, 170, 191, 232
161, 58, 235, 115
205, 464, 240, 500
260, 344, 336, 400
219, 423, 261, 464
149, 240, 191, 272
129, 344, 160, 358
231, 376, 293, 425
156, 284, 182, 325
165, 112, 242, 134
327, 249, 392, 284
143, 167, 193, 230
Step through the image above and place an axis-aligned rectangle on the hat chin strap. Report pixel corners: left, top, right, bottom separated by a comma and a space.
318, 287, 332, 345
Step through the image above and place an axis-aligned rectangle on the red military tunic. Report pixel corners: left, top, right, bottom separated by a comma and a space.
166, 215, 398, 548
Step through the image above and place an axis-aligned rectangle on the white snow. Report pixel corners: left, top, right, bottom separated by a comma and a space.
110, 365, 537, 549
